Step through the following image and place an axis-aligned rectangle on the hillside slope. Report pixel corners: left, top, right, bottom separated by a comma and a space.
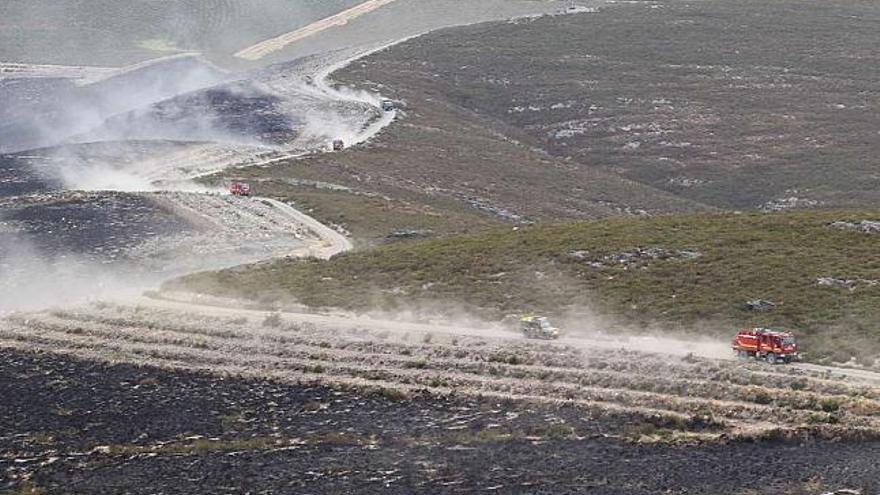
172, 211, 880, 364
329, 0, 880, 211
233, 87, 711, 239
225, 0, 880, 246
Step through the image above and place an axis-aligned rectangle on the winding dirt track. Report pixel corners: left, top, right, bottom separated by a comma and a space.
259, 197, 353, 259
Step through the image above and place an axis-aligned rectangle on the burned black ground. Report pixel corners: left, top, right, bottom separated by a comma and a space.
0, 57, 228, 155
0, 192, 195, 263
83, 82, 302, 146
1, 349, 877, 494
0, 155, 59, 198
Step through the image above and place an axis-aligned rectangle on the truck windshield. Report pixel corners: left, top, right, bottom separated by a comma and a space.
540, 320, 552, 329
782, 337, 795, 346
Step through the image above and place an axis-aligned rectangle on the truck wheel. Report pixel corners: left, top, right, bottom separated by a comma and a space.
736, 350, 748, 360
766, 353, 777, 365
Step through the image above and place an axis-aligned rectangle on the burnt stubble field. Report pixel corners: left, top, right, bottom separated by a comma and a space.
1, 302, 879, 494
2, 349, 879, 495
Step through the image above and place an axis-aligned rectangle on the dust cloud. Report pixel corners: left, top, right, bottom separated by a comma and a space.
0, 236, 153, 314
556, 308, 734, 360
357, 298, 733, 362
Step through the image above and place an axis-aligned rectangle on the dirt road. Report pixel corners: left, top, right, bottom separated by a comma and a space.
143, 292, 880, 387
4, 295, 880, 441
259, 197, 352, 259
235, 0, 401, 61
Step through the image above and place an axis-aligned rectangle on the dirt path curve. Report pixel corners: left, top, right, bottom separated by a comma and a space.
259, 197, 352, 259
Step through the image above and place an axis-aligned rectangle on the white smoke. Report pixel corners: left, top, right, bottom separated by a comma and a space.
1, 55, 231, 155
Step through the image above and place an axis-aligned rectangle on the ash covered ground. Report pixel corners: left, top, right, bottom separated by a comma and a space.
0, 190, 320, 312
1, 349, 877, 494
0, 192, 192, 261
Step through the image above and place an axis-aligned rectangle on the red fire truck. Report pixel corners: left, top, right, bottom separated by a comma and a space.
228, 181, 251, 197
732, 328, 799, 364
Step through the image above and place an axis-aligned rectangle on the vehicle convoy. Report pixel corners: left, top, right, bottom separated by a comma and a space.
228, 181, 251, 197
521, 315, 560, 340
732, 327, 799, 364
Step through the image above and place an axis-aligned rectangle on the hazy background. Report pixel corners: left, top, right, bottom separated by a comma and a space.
0, 0, 362, 65
0, 0, 574, 67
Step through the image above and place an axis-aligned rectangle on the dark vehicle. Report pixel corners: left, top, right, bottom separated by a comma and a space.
521, 315, 560, 340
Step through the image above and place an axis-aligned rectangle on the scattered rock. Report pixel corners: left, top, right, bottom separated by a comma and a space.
558, 5, 599, 14
829, 220, 880, 234
576, 247, 702, 269
666, 177, 708, 188
463, 196, 529, 224
817, 277, 879, 291
817, 277, 859, 290
745, 299, 778, 311
594, 200, 649, 216
760, 196, 822, 212
278, 178, 357, 194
